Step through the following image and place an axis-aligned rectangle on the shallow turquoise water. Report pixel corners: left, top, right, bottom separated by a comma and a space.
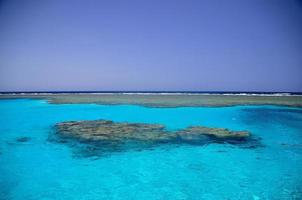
0, 99, 302, 200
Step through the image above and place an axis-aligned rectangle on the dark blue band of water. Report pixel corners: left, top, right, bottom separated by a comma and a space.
1, 91, 302, 95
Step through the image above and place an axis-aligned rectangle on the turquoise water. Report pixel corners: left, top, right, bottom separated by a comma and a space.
0, 99, 302, 200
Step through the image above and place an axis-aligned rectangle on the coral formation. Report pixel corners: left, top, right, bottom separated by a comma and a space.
16, 137, 31, 143
53, 120, 254, 157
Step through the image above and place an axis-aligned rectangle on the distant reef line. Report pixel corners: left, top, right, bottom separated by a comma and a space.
0, 93, 302, 108
1, 91, 302, 96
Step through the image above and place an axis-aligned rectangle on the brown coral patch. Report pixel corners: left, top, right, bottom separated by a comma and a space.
52, 120, 259, 157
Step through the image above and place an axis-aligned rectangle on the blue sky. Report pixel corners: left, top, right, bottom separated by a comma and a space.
0, 0, 302, 92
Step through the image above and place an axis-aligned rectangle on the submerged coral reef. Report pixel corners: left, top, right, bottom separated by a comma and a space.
51, 119, 259, 157
1, 94, 302, 107
16, 137, 31, 143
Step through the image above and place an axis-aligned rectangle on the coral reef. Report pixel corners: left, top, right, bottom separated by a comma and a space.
52, 120, 256, 157
55, 120, 250, 144
16, 137, 31, 143
176, 126, 249, 141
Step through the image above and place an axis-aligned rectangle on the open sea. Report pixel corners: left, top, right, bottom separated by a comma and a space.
0, 99, 302, 200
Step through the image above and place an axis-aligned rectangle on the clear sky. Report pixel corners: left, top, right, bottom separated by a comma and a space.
0, 0, 302, 92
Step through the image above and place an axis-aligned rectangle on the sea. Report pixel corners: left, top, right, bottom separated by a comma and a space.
0, 97, 302, 200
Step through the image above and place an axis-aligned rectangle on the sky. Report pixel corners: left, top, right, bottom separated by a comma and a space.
0, 0, 302, 92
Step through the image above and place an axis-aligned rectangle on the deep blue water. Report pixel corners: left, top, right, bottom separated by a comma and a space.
0, 99, 302, 200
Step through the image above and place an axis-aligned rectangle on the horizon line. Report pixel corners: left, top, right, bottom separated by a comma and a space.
1, 90, 302, 94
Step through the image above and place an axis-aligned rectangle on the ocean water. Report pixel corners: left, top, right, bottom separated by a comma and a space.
0, 99, 302, 200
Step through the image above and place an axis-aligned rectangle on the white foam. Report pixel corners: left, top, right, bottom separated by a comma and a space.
0, 92, 301, 96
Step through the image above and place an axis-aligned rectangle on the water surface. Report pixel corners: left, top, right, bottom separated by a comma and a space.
0, 99, 302, 200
